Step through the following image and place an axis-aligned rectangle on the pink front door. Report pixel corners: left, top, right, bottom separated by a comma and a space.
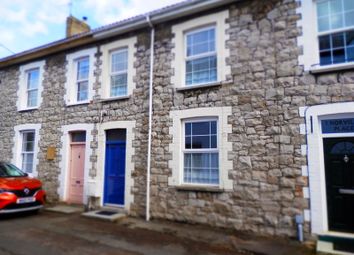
68, 143, 85, 204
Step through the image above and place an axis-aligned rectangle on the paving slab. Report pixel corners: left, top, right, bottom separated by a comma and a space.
82, 210, 126, 222
45, 205, 84, 214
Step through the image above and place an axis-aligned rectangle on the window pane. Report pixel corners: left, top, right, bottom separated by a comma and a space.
191, 135, 210, 149
345, 11, 354, 27
77, 57, 89, 80
186, 27, 215, 57
27, 69, 39, 90
185, 120, 217, 149
344, 0, 354, 10
330, 0, 342, 14
71, 131, 86, 142
22, 153, 34, 173
185, 136, 191, 149
186, 55, 217, 85
111, 50, 128, 73
317, 1, 329, 17
347, 47, 354, 61
210, 153, 219, 168
192, 121, 210, 135
183, 153, 219, 184
110, 73, 127, 97
320, 51, 332, 65
211, 135, 217, 148
77, 81, 88, 101
185, 123, 191, 136
318, 17, 330, 32
333, 48, 345, 63
332, 33, 344, 48
330, 14, 344, 29
346, 31, 354, 46
22, 132, 35, 152
27, 89, 38, 107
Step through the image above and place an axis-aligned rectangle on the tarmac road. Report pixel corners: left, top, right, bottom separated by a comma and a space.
0, 210, 314, 255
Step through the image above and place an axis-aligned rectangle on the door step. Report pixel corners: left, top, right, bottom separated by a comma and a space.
317, 235, 354, 255
45, 204, 84, 214
82, 209, 126, 222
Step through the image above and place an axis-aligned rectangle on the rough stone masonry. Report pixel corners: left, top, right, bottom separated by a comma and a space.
1, 0, 354, 241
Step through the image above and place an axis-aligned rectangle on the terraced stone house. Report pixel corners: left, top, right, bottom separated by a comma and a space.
0, 0, 354, 253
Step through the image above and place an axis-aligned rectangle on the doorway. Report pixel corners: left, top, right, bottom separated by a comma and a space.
104, 129, 126, 206
324, 137, 354, 233
67, 131, 86, 204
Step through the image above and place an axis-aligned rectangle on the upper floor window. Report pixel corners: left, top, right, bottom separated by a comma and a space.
185, 27, 217, 86
26, 68, 40, 107
65, 48, 96, 105
317, 0, 354, 65
183, 119, 219, 185
18, 61, 45, 111
76, 57, 89, 102
171, 10, 231, 89
110, 48, 128, 97
100, 37, 137, 100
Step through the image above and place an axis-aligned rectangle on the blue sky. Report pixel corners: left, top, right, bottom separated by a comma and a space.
0, 0, 182, 59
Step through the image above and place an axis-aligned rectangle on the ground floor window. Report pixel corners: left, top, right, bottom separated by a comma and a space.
183, 119, 219, 185
21, 131, 35, 173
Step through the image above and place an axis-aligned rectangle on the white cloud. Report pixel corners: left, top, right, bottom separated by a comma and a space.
0, 0, 184, 58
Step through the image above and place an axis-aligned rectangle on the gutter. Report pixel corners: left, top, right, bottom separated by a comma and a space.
94, 0, 236, 40
0, 0, 237, 68
145, 15, 154, 222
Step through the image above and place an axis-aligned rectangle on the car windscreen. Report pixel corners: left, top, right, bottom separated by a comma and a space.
0, 163, 27, 177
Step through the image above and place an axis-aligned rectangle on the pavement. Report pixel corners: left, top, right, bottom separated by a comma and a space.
0, 209, 316, 255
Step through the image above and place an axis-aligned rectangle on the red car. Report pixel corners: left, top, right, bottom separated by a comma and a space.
0, 162, 46, 214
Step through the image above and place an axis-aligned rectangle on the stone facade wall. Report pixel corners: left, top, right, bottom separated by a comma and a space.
148, 0, 311, 238
0, 31, 152, 217
1, 0, 354, 240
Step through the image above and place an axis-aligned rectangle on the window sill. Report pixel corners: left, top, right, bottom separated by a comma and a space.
310, 62, 354, 74
176, 81, 222, 91
99, 95, 130, 103
66, 101, 91, 107
18, 107, 39, 112
175, 185, 224, 193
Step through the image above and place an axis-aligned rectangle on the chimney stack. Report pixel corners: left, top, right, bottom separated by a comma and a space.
66, 15, 90, 37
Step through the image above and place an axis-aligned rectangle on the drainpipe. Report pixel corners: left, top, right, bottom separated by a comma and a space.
145, 15, 154, 221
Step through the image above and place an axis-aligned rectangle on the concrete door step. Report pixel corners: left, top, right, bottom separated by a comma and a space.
317, 235, 354, 255
45, 205, 84, 214
82, 210, 126, 222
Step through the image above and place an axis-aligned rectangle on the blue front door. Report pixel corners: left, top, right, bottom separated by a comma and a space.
104, 141, 126, 205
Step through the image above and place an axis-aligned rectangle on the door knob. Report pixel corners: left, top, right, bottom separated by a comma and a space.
343, 154, 349, 163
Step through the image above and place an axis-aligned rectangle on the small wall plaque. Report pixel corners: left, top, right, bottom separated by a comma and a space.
47, 147, 56, 160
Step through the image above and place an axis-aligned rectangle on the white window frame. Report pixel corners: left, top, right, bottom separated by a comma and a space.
184, 26, 217, 86
109, 48, 128, 97
99, 37, 137, 99
171, 10, 230, 89
21, 130, 35, 173
75, 56, 90, 102
182, 118, 219, 186
168, 107, 233, 190
65, 48, 96, 105
298, 0, 354, 72
17, 60, 45, 111
12, 124, 41, 177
